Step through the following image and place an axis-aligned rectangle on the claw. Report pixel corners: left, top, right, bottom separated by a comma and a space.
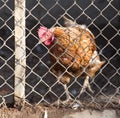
71, 101, 82, 110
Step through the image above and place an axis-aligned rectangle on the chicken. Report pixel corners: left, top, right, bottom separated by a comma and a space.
37, 17, 105, 104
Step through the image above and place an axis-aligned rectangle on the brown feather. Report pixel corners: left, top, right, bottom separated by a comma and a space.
49, 25, 104, 84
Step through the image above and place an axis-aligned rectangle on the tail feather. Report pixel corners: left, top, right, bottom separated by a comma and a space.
63, 16, 76, 27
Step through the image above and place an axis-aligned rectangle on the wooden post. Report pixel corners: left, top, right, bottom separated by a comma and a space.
14, 0, 26, 107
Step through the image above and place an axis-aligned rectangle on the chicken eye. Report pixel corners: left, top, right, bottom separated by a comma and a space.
46, 33, 50, 38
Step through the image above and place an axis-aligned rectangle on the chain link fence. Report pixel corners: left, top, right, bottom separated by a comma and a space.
0, 0, 120, 109
0, 0, 14, 107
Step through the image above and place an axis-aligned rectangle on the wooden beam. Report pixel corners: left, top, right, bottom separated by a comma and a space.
14, 0, 26, 108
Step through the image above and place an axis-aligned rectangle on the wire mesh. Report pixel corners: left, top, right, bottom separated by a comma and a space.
25, 0, 120, 109
0, 0, 14, 106
0, 0, 120, 109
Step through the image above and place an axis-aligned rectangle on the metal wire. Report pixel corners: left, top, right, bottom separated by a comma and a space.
0, 0, 14, 106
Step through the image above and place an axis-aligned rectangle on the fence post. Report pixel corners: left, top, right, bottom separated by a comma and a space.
14, 0, 26, 107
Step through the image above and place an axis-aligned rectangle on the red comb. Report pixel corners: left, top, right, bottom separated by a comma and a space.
38, 26, 47, 39
38, 26, 54, 45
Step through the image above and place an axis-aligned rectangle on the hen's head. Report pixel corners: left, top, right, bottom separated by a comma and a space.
38, 26, 55, 46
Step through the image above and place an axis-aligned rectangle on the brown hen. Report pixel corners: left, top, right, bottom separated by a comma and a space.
38, 17, 105, 104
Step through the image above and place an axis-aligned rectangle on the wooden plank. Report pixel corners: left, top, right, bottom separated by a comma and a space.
14, 0, 26, 107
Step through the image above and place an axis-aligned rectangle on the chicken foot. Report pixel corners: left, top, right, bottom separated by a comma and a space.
62, 84, 82, 109
54, 84, 72, 107
80, 76, 94, 95
53, 75, 72, 106
63, 84, 73, 102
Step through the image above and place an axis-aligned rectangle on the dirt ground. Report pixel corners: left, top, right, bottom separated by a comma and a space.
0, 105, 120, 118
0, 106, 79, 118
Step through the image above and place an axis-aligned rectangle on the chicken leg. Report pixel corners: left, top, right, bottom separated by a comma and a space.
60, 76, 82, 107
62, 82, 82, 109
80, 76, 94, 95
60, 75, 73, 104
63, 84, 73, 102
